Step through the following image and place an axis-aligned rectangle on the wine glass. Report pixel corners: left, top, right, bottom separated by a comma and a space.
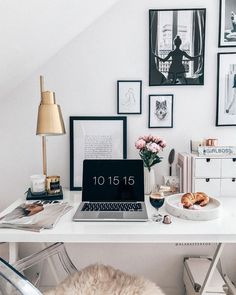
149, 185, 165, 211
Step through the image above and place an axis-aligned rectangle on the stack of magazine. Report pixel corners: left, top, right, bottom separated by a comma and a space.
0, 201, 72, 232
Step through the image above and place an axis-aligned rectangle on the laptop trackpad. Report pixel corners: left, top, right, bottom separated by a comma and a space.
98, 212, 123, 219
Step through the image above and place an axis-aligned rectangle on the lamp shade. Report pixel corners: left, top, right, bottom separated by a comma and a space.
36, 91, 66, 136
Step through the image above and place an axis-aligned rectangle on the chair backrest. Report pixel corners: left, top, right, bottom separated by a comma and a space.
0, 257, 42, 295
0, 243, 77, 294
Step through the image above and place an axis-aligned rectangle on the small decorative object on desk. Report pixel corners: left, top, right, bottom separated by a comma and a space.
163, 215, 172, 224
27, 174, 63, 201
135, 135, 166, 194
30, 175, 46, 195
46, 176, 61, 194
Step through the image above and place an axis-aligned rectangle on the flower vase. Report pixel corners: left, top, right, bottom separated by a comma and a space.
144, 167, 156, 195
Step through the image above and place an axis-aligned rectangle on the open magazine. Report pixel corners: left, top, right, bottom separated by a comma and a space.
0, 200, 72, 232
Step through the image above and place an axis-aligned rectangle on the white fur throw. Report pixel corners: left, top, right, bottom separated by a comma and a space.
44, 264, 165, 295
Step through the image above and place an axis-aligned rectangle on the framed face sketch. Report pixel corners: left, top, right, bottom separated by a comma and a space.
149, 8, 206, 86
149, 95, 173, 128
219, 0, 236, 47
117, 80, 142, 114
216, 52, 236, 126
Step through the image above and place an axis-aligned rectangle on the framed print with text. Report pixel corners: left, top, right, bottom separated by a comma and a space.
149, 95, 173, 128
70, 116, 127, 190
216, 52, 236, 126
149, 8, 206, 86
117, 80, 142, 114
219, 0, 236, 47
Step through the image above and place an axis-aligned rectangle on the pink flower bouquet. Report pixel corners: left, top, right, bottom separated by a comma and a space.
135, 135, 166, 171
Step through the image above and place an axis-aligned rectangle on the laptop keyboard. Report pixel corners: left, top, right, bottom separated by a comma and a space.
82, 202, 142, 212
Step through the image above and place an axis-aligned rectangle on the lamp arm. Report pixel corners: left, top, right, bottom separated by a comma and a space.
42, 136, 47, 176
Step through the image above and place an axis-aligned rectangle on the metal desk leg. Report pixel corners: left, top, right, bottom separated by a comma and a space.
200, 243, 225, 295
9, 242, 19, 264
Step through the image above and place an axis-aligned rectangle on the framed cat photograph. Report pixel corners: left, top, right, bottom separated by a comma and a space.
148, 94, 173, 128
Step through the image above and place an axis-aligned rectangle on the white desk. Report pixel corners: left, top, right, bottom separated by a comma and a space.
0, 189, 235, 243
1, 190, 236, 294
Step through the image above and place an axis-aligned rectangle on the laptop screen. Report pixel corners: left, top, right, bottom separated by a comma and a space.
82, 159, 144, 202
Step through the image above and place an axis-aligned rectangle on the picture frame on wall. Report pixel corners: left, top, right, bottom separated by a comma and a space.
117, 80, 142, 114
70, 116, 127, 190
216, 52, 236, 126
219, 0, 236, 47
149, 8, 206, 86
149, 95, 173, 128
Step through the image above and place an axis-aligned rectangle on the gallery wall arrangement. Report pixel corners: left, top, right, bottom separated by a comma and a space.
69, 0, 236, 191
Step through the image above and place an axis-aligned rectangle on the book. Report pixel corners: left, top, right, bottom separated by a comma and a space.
177, 153, 192, 193
0, 201, 72, 232
198, 146, 236, 156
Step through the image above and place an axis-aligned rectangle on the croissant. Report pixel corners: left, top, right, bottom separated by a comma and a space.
181, 192, 210, 209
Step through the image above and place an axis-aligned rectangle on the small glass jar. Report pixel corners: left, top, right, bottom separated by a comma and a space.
30, 175, 46, 194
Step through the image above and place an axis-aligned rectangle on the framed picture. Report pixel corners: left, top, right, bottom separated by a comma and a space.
117, 80, 142, 114
70, 116, 127, 190
149, 8, 206, 86
216, 52, 236, 126
149, 95, 173, 128
219, 0, 236, 47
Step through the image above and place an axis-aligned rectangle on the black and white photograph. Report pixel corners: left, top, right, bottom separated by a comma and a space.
216, 52, 236, 126
117, 80, 142, 114
219, 0, 236, 47
149, 95, 173, 128
70, 116, 127, 190
149, 8, 206, 86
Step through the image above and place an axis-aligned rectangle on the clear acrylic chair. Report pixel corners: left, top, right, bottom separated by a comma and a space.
0, 243, 165, 295
0, 257, 42, 295
0, 242, 77, 295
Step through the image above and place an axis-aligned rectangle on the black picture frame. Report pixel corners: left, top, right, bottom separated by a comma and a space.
117, 80, 142, 114
149, 8, 206, 86
216, 52, 236, 126
148, 94, 174, 128
70, 116, 127, 190
219, 0, 236, 47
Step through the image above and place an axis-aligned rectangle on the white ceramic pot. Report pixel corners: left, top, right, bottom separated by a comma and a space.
144, 167, 156, 195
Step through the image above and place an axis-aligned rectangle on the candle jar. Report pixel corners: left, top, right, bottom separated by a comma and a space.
30, 175, 46, 194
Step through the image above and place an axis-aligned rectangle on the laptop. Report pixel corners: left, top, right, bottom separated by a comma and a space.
73, 159, 148, 221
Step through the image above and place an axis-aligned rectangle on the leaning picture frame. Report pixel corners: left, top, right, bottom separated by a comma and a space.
117, 80, 142, 114
149, 8, 206, 86
70, 116, 127, 190
148, 94, 173, 128
219, 0, 236, 47
216, 52, 236, 126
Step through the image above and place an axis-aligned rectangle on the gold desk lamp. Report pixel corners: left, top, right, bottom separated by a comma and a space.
36, 76, 66, 177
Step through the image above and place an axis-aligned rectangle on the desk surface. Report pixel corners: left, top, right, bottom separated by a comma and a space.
0, 190, 236, 243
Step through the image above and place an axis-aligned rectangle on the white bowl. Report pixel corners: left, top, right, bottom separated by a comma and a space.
165, 193, 221, 221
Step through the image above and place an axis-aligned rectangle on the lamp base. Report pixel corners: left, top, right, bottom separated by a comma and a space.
26, 186, 63, 201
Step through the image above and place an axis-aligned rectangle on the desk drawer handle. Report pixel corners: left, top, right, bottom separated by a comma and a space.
206, 178, 210, 182
206, 158, 210, 163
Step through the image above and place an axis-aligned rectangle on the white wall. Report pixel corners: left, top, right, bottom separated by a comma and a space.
1, 0, 236, 293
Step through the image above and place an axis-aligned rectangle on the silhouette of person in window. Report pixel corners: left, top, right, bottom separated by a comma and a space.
154, 35, 201, 84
